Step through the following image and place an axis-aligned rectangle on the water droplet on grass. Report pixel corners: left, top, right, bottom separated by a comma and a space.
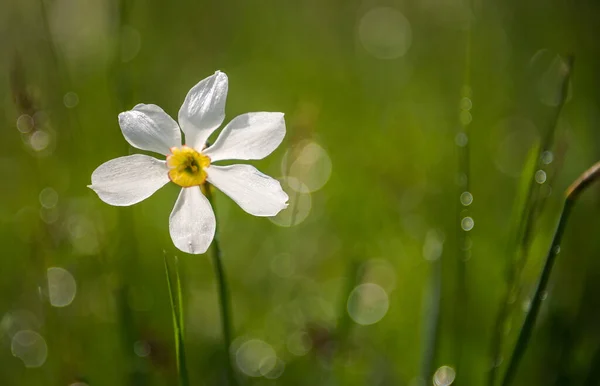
535, 170, 547, 184
433, 365, 456, 386
460, 191, 473, 206
63, 92, 79, 108
461, 217, 474, 231
541, 150, 554, 164
133, 340, 151, 357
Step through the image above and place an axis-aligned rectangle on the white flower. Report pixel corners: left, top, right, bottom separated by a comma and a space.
89, 71, 289, 254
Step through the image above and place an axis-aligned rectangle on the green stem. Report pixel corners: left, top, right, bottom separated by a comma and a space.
164, 255, 189, 386
453, 23, 472, 380
204, 184, 237, 386
501, 161, 600, 386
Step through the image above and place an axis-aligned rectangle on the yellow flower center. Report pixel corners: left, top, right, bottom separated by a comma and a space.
167, 146, 211, 187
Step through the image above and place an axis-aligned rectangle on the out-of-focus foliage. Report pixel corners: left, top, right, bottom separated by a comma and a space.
2, 0, 600, 385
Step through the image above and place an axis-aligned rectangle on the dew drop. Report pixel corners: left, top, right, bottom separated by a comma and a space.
63, 92, 79, 108
433, 365, 456, 386
461, 217, 474, 231
460, 97, 472, 111
460, 191, 473, 206
133, 340, 151, 357
535, 170, 547, 184
541, 150, 554, 165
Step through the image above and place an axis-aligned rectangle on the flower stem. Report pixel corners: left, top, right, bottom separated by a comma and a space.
204, 184, 237, 386
501, 161, 600, 386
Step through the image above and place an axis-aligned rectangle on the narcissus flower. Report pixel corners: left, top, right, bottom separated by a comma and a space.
89, 71, 288, 254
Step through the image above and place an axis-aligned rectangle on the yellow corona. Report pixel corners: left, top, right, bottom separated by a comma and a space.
167, 146, 211, 187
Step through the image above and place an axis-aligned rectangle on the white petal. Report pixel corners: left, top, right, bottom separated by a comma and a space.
89, 154, 169, 206
178, 71, 228, 150
118, 104, 181, 155
204, 112, 286, 162
207, 164, 288, 217
169, 187, 216, 254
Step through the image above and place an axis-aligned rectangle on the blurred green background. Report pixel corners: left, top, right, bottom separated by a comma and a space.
3, 0, 600, 385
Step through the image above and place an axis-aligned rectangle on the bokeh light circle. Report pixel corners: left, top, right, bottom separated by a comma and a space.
281, 141, 332, 193
358, 7, 412, 59
287, 331, 312, 356
263, 358, 285, 379
39, 187, 59, 209
30, 131, 51, 152
17, 114, 34, 133
360, 259, 397, 293
268, 177, 312, 227
235, 339, 277, 377
47, 267, 77, 307
11, 330, 48, 368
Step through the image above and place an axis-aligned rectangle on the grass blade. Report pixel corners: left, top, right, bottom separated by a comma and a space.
488, 55, 574, 386
164, 254, 189, 386
501, 161, 600, 385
